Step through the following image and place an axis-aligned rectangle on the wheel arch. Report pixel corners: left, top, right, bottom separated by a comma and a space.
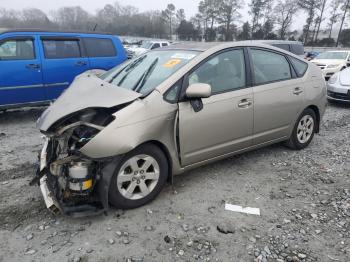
138, 140, 173, 184
305, 105, 320, 133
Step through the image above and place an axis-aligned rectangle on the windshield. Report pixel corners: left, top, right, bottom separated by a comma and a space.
316, 52, 349, 60
140, 41, 153, 49
100, 50, 199, 95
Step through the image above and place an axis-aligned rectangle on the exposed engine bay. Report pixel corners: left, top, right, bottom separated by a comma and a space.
34, 108, 120, 217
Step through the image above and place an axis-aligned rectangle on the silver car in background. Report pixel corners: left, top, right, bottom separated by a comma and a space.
34, 42, 327, 216
327, 67, 350, 102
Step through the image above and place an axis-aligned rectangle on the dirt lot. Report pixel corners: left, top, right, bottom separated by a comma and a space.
0, 104, 349, 262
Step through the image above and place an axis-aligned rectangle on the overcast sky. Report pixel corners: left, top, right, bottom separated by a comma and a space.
0, 0, 312, 30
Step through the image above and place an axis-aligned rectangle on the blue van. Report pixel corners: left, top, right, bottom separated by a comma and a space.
0, 29, 127, 109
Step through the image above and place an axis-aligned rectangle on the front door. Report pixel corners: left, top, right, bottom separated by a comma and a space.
178, 49, 254, 166
0, 36, 45, 107
40, 37, 89, 100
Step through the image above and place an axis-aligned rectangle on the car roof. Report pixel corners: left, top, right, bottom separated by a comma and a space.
163, 41, 300, 52
252, 40, 303, 45
0, 28, 114, 36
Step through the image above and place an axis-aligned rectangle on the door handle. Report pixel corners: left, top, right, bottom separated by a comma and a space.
238, 99, 252, 108
75, 61, 87, 66
26, 64, 40, 69
293, 87, 303, 95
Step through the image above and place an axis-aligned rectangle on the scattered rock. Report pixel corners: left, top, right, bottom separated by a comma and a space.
164, 235, 171, 244
123, 239, 131, 245
24, 249, 36, 255
26, 233, 34, 241
108, 239, 115, 245
217, 223, 235, 234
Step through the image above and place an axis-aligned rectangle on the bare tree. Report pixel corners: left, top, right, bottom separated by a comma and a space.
336, 0, 350, 46
162, 4, 176, 39
52, 6, 93, 31
327, 0, 342, 38
249, 0, 267, 33
274, 0, 299, 39
314, 0, 327, 43
298, 0, 322, 44
218, 0, 243, 41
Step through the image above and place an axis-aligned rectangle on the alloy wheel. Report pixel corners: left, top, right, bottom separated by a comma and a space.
117, 154, 160, 200
296, 115, 314, 144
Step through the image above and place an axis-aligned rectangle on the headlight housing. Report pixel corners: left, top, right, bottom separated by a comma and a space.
327, 64, 341, 69
328, 73, 339, 84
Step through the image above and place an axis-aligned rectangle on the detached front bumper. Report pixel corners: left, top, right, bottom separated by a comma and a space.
32, 138, 123, 217
40, 176, 61, 214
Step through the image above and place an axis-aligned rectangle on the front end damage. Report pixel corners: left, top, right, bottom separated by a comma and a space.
34, 109, 122, 217
31, 74, 142, 216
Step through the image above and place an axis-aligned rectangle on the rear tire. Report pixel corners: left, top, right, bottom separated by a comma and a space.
109, 144, 168, 209
286, 108, 316, 150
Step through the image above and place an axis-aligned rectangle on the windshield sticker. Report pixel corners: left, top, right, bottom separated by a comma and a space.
171, 53, 196, 60
163, 59, 182, 68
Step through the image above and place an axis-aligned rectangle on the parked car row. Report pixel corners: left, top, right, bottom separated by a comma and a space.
1, 29, 349, 112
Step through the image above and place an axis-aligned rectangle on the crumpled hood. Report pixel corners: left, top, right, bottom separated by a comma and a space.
339, 68, 350, 86
37, 73, 141, 131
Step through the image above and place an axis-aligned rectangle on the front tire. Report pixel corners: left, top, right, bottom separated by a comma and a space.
286, 108, 316, 150
109, 144, 168, 209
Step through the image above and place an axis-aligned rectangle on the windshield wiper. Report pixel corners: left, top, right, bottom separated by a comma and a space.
109, 55, 147, 86
133, 58, 159, 93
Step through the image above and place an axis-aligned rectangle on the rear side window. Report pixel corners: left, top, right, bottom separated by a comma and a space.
251, 49, 291, 85
162, 43, 168, 47
290, 44, 304, 56
84, 38, 116, 57
290, 57, 308, 77
0, 39, 35, 60
42, 39, 81, 59
151, 43, 161, 50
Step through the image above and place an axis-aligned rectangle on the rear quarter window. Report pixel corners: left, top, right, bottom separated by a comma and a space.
84, 38, 116, 57
290, 56, 308, 77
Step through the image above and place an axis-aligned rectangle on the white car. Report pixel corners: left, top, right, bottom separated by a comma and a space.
311, 51, 350, 79
327, 67, 350, 102
127, 40, 170, 57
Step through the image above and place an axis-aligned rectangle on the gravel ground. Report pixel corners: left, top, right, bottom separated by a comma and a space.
0, 103, 349, 262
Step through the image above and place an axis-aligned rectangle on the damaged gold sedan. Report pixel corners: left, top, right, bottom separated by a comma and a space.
33, 42, 327, 216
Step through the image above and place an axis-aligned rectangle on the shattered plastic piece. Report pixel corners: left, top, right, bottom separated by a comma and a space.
225, 203, 260, 216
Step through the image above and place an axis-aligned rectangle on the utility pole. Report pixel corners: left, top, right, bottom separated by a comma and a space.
336, 0, 350, 47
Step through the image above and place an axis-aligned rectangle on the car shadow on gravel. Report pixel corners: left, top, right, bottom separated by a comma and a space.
0, 107, 46, 124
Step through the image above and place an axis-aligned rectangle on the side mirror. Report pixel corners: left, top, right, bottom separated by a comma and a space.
186, 83, 212, 99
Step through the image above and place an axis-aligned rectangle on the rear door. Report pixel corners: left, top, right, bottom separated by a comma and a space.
83, 37, 124, 70
40, 36, 89, 100
0, 35, 45, 107
249, 48, 304, 144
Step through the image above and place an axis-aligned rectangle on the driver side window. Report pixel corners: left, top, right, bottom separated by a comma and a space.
188, 49, 246, 94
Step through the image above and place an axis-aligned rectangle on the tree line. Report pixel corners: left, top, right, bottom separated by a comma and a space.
0, 0, 349, 46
